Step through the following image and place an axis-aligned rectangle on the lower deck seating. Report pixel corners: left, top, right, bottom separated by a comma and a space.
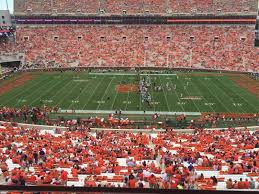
0, 122, 258, 190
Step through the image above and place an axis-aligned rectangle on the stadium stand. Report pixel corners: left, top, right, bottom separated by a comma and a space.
1, 25, 257, 72
53, 0, 100, 15
0, 0, 258, 192
13, 0, 258, 15
0, 122, 258, 190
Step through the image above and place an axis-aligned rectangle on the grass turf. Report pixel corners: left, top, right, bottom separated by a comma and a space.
0, 71, 258, 114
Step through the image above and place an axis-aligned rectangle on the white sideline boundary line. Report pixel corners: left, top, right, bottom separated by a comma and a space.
89, 73, 177, 76
58, 109, 201, 116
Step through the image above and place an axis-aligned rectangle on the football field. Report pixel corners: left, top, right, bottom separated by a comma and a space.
0, 71, 258, 114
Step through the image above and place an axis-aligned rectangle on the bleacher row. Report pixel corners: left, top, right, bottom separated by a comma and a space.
0, 123, 258, 190
14, 0, 258, 15
1, 25, 258, 72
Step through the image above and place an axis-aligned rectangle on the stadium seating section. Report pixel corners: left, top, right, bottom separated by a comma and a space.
1, 0, 258, 192
0, 123, 258, 190
14, 0, 258, 15
1, 25, 258, 72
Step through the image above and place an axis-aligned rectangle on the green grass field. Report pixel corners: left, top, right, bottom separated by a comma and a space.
0, 71, 258, 114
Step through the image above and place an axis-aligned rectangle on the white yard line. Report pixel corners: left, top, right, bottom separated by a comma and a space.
124, 91, 130, 111
139, 75, 142, 111
52, 80, 74, 105
4, 76, 50, 106
178, 74, 201, 113
28, 78, 65, 106
67, 80, 91, 110
194, 78, 216, 113
110, 75, 125, 110
211, 79, 245, 113
124, 76, 138, 111
150, 76, 157, 112
218, 78, 255, 113
82, 76, 106, 110
52, 81, 75, 108
54, 82, 81, 108
168, 76, 185, 112
97, 77, 115, 110
200, 78, 232, 113
158, 76, 171, 112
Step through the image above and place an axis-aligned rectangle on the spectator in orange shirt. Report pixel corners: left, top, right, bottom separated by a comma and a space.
148, 174, 156, 188
237, 178, 245, 189
244, 178, 249, 189
71, 167, 78, 177
128, 177, 136, 188
60, 170, 68, 184
85, 176, 97, 187
94, 166, 102, 175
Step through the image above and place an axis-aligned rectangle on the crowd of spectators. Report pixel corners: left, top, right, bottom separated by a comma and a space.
1, 25, 258, 72
0, 122, 258, 190
0, 67, 13, 75
0, 106, 258, 132
14, 0, 258, 15
193, 113, 259, 128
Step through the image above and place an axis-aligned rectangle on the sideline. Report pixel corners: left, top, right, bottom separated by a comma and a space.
89, 72, 177, 76
59, 109, 202, 116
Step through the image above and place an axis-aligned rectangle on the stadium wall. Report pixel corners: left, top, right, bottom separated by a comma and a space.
12, 15, 257, 25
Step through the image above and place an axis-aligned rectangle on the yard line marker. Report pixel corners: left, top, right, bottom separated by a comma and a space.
168, 76, 185, 112
138, 75, 142, 111
178, 74, 201, 113
52, 81, 76, 108
193, 77, 216, 113
149, 76, 156, 112
54, 81, 77, 108
2, 76, 50, 106
72, 80, 89, 82
158, 76, 171, 112
82, 76, 106, 110
197, 76, 231, 113
28, 76, 69, 106
67, 80, 91, 110
126, 76, 136, 109
57, 82, 81, 108
97, 77, 115, 110
218, 78, 255, 113
124, 92, 130, 111
210, 78, 244, 113
29, 77, 69, 106
1, 77, 43, 105
111, 75, 125, 110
